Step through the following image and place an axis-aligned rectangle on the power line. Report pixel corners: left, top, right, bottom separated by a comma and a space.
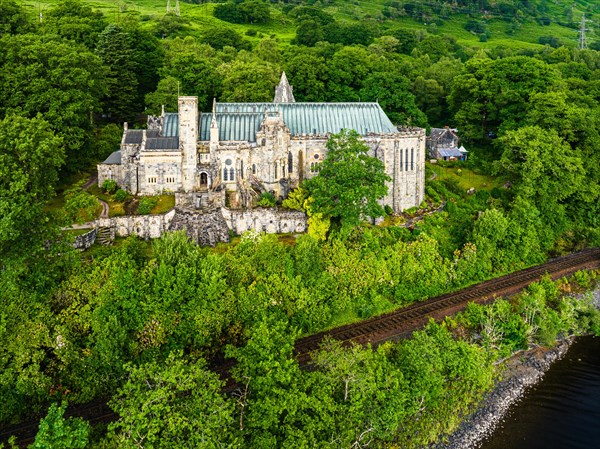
579, 14, 589, 49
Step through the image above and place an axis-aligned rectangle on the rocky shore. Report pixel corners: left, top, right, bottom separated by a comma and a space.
431, 284, 600, 449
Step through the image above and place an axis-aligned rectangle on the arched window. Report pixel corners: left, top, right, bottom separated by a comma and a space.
399, 149, 403, 172
274, 162, 278, 179
252, 164, 256, 175
223, 168, 228, 181
405, 149, 409, 171
229, 167, 235, 181
288, 152, 293, 173
411, 148, 414, 170
282, 165, 286, 177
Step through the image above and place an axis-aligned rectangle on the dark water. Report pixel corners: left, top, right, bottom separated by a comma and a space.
480, 335, 600, 449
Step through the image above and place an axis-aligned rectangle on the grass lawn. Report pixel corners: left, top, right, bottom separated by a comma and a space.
150, 194, 176, 214
427, 162, 505, 192
62, 228, 94, 237
88, 183, 126, 217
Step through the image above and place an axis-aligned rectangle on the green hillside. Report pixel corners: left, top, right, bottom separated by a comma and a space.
21, 0, 599, 49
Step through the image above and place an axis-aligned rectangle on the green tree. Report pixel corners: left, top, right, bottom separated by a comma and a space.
282, 49, 327, 101
145, 76, 179, 115
201, 27, 249, 51
226, 317, 301, 447
293, 19, 323, 47
449, 57, 560, 149
0, 33, 106, 170
0, 0, 30, 36
156, 52, 221, 111
95, 24, 139, 123
494, 126, 585, 209
33, 403, 90, 449
220, 61, 279, 102
108, 353, 236, 448
304, 129, 390, 234
326, 46, 373, 101
0, 115, 63, 256
62, 181, 100, 225
360, 71, 427, 126
43, 0, 107, 49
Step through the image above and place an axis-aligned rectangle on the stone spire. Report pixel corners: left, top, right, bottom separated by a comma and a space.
210, 98, 219, 150
210, 97, 218, 128
273, 71, 295, 103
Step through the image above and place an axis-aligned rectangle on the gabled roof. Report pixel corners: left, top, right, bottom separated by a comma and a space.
101, 150, 122, 165
146, 137, 180, 151
430, 127, 458, 141
124, 129, 144, 144
161, 103, 397, 143
437, 147, 464, 158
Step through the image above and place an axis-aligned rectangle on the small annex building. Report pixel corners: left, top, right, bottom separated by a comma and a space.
427, 127, 468, 161
98, 72, 426, 212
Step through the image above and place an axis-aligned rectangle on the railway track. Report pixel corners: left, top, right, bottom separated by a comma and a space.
2, 247, 599, 446
294, 247, 600, 363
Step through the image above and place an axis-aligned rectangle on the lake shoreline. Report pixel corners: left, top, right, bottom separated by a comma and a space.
431, 284, 600, 449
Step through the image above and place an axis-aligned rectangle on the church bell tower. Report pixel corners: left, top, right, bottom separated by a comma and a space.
179, 96, 198, 192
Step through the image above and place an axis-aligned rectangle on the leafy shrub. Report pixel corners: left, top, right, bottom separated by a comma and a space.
114, 189, 128, 202
245, 29, 257, 36
384, 205, 393, 215
137, 197, 158, 215
538, 36, 563, 48
64, 182, 100, 224
257, 192, 277, 207
101, 179, 118, 194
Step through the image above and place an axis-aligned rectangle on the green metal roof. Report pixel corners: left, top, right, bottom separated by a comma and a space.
161, 103, 397, 143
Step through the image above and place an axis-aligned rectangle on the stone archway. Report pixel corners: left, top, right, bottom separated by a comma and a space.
200, 172, 208, 187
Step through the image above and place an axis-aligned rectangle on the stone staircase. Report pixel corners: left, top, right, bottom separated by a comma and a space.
96, 226, 114, 245
168, 208, 230, 246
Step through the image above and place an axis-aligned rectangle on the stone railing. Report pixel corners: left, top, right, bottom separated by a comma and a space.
221, 207, 307, 235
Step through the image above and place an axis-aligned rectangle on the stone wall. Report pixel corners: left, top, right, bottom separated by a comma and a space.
73, 228, 97, 250
221, 207, 307, 235
96, 209, 176, 239
97, 164, 122, 190
91, 206, 306, 245
175, 191, 226, 210
168, 208, 230, 246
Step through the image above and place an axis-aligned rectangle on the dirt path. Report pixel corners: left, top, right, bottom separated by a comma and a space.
99, 198, 109, 219
82, 174, 109, 219
82, 174, 97, 190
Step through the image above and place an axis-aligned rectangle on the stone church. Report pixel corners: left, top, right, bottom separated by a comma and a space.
98, 73, 426, 212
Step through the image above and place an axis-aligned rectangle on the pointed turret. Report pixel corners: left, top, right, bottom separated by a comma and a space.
210, 98, 219, 150
273, 72, 295, 103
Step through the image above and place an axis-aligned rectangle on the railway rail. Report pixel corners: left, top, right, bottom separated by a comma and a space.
2, 247, 599, 446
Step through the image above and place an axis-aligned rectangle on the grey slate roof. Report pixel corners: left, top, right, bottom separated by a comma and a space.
146, 137, 179, 150
101, 150, 122, 165
438, 147, 464, 158
161, 103, 397, 143
430, 127, 458, 142
124, 129, 143, 144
